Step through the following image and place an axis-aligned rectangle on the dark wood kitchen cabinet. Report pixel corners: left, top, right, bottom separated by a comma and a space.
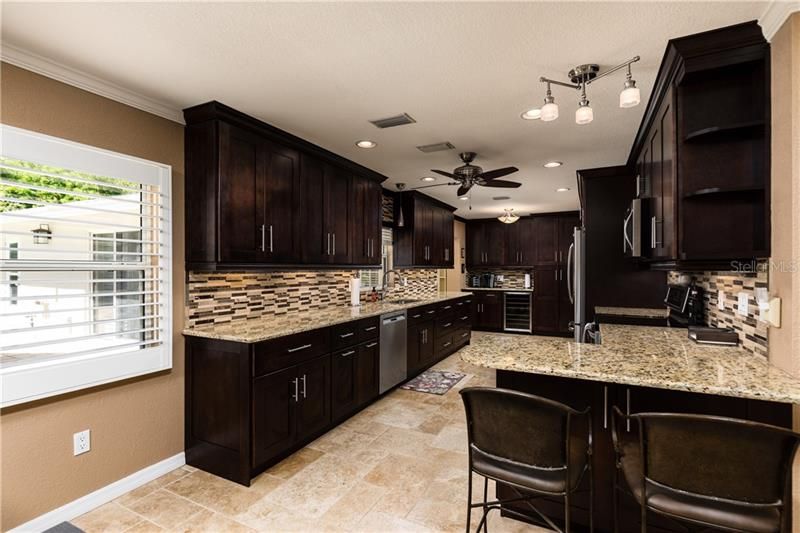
407, 320, 435, 377
472, 291, 503, 331
626, 21, 770, 269
496, 370, 792, 533
530, 216, 558, 266
393, 191, 456, 268
406, 296, 472, 376
184, 101, 386, 269
466, 220, 505, 267
504, 218, 534, 267
331, 325, 379, 421
532, 268, 560, 335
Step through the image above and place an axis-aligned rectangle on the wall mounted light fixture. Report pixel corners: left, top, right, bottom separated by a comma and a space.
32, 223, 52, 244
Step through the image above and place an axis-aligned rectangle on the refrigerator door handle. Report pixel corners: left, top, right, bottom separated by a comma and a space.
623, 210, 633, 253
567, 242, 575, 304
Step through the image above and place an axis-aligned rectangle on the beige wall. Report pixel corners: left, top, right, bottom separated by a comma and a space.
445, 220, 466, 291
768, 12, 800, 519
0, 63, 185, 530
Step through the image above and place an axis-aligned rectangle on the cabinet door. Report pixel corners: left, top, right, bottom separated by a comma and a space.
331, 347, 358, 421
295, 355, 331, 442
533, 268, 560, 334
325, 168, 351, 264
484, 222, 505, 266
252, 366, 296, 467
504, 222, 520, 266
419, 322, 435, 366
532, 217, 558, 266
557, 215, 578, 265
648, 124, 663, 260
414, 200, 434, 265
517, 217, 536, 267
299, 155, 328, 264
350, 178, 383, 265
366, 180, 384, 265
263, 141, 299, 263
466, 222, 485, 267
356, 340, 380, 406
439, 209, 455, 267
482, 291, 503, 330
656, 92, 675, 259
218, 123, 266, 263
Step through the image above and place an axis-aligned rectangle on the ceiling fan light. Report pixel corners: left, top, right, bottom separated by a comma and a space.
420, 176, 436, 182
459, 196, 469, 201
620, 82, 641, 108
575, 100, 593, 125
498, 209, 520, 224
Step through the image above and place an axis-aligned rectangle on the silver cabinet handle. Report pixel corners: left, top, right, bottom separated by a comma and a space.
339, 332, 354, 338
301, 374, 307, 399
292, 377, 299, 402
364, 326, 377, 332
554, 250, 558, 262
443, 341, 452, 348
626, 388, 631, 432
333, 233, 336, 255
287, 343, 312, 353
269, 225, 274, 252
555, 270, 558, 281
365, 341, 378, 348
461, 332, 469, 338
327, 233, 331, 255
340, 350, 356, 357
260, 224, 266, 252
651, 216, 657, 249
426, 310, 436, 315
411, 314, 422, 319
603, 386, 608, 429
423, 329, 427, 344
443, 322, 452, 328
444, 305, 452, 310
460, 315, 468, 320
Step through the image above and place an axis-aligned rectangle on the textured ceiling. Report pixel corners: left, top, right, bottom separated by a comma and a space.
1, 2, 769, 218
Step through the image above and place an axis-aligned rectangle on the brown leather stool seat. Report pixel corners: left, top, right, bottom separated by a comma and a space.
460, 387, 593, 533
612, 408, 800, 533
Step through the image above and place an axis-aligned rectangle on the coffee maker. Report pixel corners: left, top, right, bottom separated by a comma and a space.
480, 273, 496, 288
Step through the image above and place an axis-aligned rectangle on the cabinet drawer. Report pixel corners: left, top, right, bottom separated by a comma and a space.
456, 309, 472, 328
454, 328, 471, 347
408, 305, 437, 324
331, 321, 360, 351
254, 328, 331, 377
437, 301, 456, 316
435, 317, 458, 339
357, 317, 380, 343
434, 334, 455, 357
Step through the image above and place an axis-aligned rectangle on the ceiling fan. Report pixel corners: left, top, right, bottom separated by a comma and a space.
418, 152, 521, 197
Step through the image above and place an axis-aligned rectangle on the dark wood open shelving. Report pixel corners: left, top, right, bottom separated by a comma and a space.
683, 120, 765, 142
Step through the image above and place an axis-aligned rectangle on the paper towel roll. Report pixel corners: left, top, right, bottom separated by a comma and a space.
350, 277, 361, 307
524, 273, 531, 289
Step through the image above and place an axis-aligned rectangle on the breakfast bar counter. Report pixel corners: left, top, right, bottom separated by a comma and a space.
460, 324, 800, 404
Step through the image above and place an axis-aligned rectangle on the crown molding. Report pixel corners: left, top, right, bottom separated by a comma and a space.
759, 1, 800, 41
1, 43, 185, 124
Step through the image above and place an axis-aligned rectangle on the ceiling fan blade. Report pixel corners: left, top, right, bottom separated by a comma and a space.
412, 182, 459, 190
457, 183, 473, 197
481, 180, 521, 188
480, 166, 519, 181
431, 169, 458, 179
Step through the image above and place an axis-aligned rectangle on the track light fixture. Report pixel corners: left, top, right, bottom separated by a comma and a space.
530, 56, 640, 125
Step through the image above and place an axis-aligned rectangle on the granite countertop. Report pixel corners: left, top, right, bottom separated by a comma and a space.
182, 291, 471, 344
595, 306, 669, 319
463, 287, 533, 292
460, 325, 800, 404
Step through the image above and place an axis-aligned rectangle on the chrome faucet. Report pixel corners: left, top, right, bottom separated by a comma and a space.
381, 270, 404, 299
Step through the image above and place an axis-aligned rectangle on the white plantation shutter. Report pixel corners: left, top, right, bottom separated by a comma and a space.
0, 125, 172, 407
359, 227, 392, 290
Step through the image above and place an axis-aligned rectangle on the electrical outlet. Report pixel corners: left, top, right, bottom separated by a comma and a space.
737, 292, 749, 317
73, 429, 91, 456
717, 290, 725, 310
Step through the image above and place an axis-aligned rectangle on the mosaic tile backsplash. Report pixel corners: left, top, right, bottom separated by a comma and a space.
186, 269, 438, 327
465, 269, 533, 290
668, 262, 769, 357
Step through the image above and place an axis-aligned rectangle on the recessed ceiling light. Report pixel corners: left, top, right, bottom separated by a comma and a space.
355, 140, 377, 149
520, 108, 542, 120
556, 187, 571, 192
420, 176, 436, 182
459, 196, 469, 201
544, 161, 563, 168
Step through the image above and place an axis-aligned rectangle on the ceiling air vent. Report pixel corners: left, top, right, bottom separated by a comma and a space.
416, 142, 455, 153
492, 196, 511, 201
369, 113, 417, 129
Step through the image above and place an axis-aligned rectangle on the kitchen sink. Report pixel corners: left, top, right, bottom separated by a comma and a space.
387, 298, 422, 305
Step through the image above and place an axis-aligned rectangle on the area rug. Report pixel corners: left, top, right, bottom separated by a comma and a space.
401, 370, 466, 395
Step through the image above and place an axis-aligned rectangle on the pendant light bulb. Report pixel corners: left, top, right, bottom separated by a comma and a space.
620, 80, 640, 108
576, 83, 593, 125
540, 83, 559, 122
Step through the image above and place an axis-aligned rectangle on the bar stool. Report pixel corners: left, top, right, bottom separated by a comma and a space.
460, 387, 593, 533
611, 407, 800, 533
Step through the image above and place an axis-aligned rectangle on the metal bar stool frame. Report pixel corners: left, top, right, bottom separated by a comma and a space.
460, 387, 594, 533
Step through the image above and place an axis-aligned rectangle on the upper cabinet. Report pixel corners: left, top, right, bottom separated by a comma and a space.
465, 212, 579, 269
629, 21, 769, 268
184, 101, 385, 269
393, 192, 456, 268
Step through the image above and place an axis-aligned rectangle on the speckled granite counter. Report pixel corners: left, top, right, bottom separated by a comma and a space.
182, 291, 471, 343
595, 306, 669, 319
460, 325, 800, 403
462, 287, 533, 292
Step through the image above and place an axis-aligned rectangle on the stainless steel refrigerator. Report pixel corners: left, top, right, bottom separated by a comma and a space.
567, 226, 586, 343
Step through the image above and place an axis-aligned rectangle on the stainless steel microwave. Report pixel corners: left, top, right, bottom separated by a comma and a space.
623, 198, 644, 257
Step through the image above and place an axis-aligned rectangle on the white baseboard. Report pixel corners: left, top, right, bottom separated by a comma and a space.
9, 452, 186, 533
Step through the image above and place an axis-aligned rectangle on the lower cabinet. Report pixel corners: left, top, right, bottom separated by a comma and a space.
407, 321, 435, 377
495, 370, 793, 533
472, 291, 503, 331
332, 339, 380, 421
407, 296, 472, 378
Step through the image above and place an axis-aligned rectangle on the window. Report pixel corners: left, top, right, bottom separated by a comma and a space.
0, 125, 172, 407
359, 228, 392, 290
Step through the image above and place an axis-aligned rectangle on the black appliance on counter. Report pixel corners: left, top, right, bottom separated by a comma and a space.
665, 283, 704, 327
470, 273, 497, 288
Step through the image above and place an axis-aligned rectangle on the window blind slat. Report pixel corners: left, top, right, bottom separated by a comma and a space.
0, 196, 164, 220
1, 314, 164, 335
0, 162, 163, 196
1, 301, 162, 318
2, 326, 162, 352
0, 178, 163, 207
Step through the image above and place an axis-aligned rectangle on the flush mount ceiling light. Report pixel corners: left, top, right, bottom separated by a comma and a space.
420, 176, 436, 182
556, 187, 571, 192
543, 161, 562, 168
498, 208, 520, 224
534, 56, 640, 125
459, 196, 470, 201
355, 140, 377, 148
520, 108, 542, 120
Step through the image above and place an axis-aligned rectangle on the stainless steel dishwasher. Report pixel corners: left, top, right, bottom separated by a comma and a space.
379, 310, 407, 394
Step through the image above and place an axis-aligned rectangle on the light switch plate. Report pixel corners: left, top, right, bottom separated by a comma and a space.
717, 290, 725, 310
737, 292, 749, 316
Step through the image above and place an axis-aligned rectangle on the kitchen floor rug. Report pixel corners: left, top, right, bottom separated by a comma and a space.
401, 370, 466, 395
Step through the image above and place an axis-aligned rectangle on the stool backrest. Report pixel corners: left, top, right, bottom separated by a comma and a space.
638, 413, 800, 504
460, 387, 587, 470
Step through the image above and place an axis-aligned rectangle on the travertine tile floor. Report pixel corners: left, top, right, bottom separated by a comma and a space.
74, 349, 548, 532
